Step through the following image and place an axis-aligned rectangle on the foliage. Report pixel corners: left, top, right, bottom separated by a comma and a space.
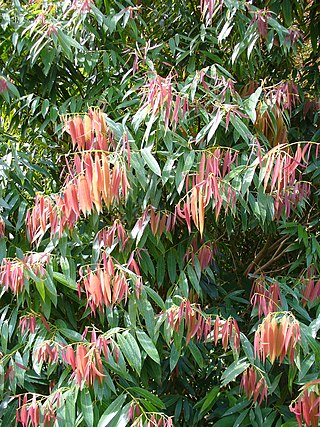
0, 0, 319, 426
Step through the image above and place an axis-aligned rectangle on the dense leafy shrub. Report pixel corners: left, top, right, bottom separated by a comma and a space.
0, 0, 319, 425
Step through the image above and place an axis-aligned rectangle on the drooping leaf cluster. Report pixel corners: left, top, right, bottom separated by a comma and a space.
0, 0, 319, 426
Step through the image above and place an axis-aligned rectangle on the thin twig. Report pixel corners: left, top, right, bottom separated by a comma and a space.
254, 244, 294, 275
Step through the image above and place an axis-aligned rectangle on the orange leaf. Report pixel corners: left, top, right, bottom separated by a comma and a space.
83, 115, 93, 149
268, 316, 277, 363
263, 152, 275, 190
74, 116, 85, 150
101, 270, 112, 306
191, 186, 198, 229
76, 345, 88, 376
198, 188, 205, 237
91, 155, 102, 213
78, 175, 92, 216
270, 154, 281, 193
101, 154, 111, 207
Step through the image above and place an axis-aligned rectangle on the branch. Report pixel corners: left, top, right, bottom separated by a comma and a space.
244, 234, 290, 277
254, 243, 294, 275
243, 234, 273, 276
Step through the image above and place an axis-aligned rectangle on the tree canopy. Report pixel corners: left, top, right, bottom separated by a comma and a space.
0, 0, 319, 426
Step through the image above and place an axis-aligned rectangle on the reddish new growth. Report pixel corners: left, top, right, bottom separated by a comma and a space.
200, 0, 223, 26
285, 28, 303, 46
0, 252, 49, 294
0, 217, 5, 237
176, 149, 238, 236
269, 81, 300, 114
301, 265, 320, 307
128, 404, 173, 427
97, 219, 128, 251
251, 8, 271, 38
167, 300, 240, 351
184, 237, 217, 271
254, 312, 301, 365
127, 250, 143, 298
65, 109, 112, 152
63, 151, 129, 216
64, 344, 104, 389
26, 113, 129, 245
149, 206, 176, 238
140, 71, 189, 132
71, 0, 94, 13
62, 329, 114, 389
26, 195, 59, 245
36, 341, 59, 365
250, 277, 281, 318
240, 367, 268, 405
19, 315, 37, 335
261, 143, 315, 220
78, 252, 141, 314
290, 380, 320, 427
0, 77, 8, 93
303, 97, 320, 118
132, 206, 176, 242
16, 393, 60, 427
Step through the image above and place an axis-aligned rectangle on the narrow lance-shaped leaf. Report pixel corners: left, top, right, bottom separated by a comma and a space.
141, 146, 161, 177
117, 332, 142, 374
136, 329, 160, 364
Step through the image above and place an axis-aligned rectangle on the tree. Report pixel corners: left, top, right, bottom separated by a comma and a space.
0, 0, 319, 425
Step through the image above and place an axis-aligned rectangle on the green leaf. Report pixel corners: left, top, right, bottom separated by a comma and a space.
81, 388, 94, 427
41, 99, 50, 118
229, 114, 251, 143
141, 146, 161, 176
188, 341, 204, 368
241, 165, 256, 195
15, 201, 27, 231
280, 422, 300, 427
136, 329, 160, 364
58, 326, 84, 342
212, 415, 238, 427
221, 358, 249, 387
0, 239, 6, 263
57, 30, 73, 60
199, 387, 220, 414
244, 87, 262, 123
183, 150, 195, 173
156, 255, 165, 285
44, 274, 57, 305
128, 387, 165, 410
240, 333, 254, 364
107, 403, 130, 427
187, 264, 201, 294
53, 272, 77, 290
223, 400, 249, 416
64, 389, 77, 427
144, 286, 165, 311
139, 250, 155, 277
167, 249, 177, 283
170, 343, 180, 371
207, 109, 222, 142
233, 409, 249, 427
117, 332, 142, 374
97, 394, 127, 427
35, 281, 45, 301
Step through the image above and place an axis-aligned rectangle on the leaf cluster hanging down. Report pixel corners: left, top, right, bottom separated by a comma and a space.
290, 380, 320, 427
240, 366, 268, 405
254, 312, 301, 365
26, 112, 129, 246
167, 300, 240, 351
78, 252, 142, 314
176, 149, 238, 235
